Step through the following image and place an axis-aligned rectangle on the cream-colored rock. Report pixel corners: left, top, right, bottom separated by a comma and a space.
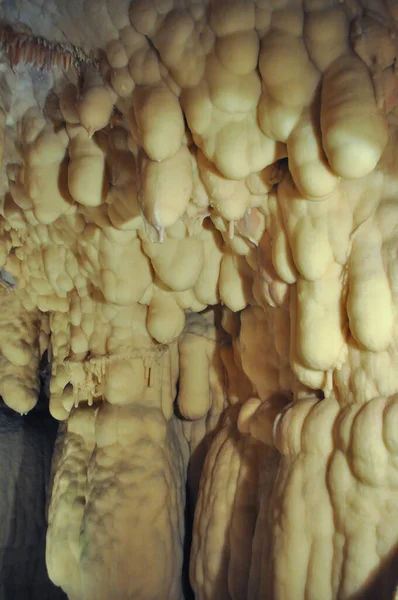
215, 30, 259, 77
303, 8, 349, 72
99, 237, 153, 305
58, 84, 80, 124
0, 105, 5, 171
111, 67, 135, 97
277, 175, 336, 281
68, 128, 109, 207
257, 88, 303, 142
259, 30, 319, 108
24, 124, 74, 224
219, 252, 253, 312
238, 395, 288, 445
267, 192, 298, 285
0, 3, 398, 600
191, 415, 267, 600
289, 295, 328, 391
128, 0, 160, 36
141, 233, 204, 292
77, 68, 116, 137
287, 108, 340, 199
132, 84, 185, 161
46, 406, 97, 600
146, 286, 185, 344
262, 395, 398, 599
321, 54, 389, 179
49, 395, 187, 600
347, 221, 393, 352
104, 358, 146, 405
207, 53, 261, 114
210, 1, 255, 36
296, 263, 347, 371
151, 8, 205, 87
0, 289, 41, 413
177, 313, 219, 421
106, 39, 129, 69
182, 72, 285, 180
193, 225, 223, 306
238, 305, 293, 401
138, 146, 193, 231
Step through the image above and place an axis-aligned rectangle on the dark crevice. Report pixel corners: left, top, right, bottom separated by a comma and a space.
0, 351, 66, 599
182, 482, 195, 600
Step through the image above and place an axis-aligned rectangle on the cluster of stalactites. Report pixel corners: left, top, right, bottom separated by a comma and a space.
0, 0, 396, 417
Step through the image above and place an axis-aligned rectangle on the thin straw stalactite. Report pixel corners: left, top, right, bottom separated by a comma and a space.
0, 22, 98, 72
